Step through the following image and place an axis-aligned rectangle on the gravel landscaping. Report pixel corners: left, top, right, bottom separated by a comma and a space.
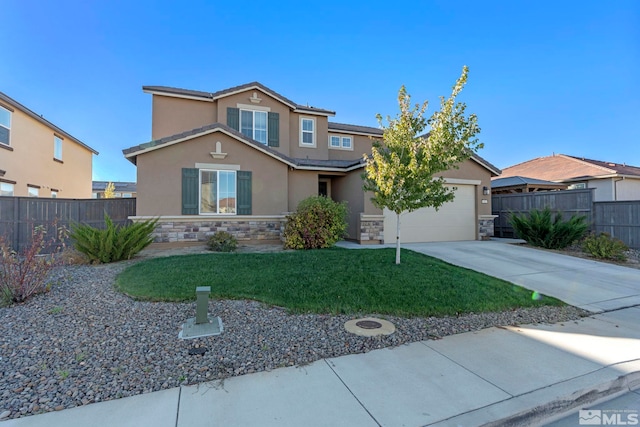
0, 253, 588, 420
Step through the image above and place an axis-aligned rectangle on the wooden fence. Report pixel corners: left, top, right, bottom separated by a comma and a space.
0, 197, 136, 253
492, 189, 640, 249
594, 201, 640, 249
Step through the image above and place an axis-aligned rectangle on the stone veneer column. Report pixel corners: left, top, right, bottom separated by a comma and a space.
478, 215, 498, 240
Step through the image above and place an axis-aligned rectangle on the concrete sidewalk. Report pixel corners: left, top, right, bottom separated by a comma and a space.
4, 240, 640, 426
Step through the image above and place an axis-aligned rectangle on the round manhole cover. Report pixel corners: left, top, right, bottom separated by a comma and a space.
355, 320, 383, 329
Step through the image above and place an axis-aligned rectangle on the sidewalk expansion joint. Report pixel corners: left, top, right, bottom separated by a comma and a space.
597, 303, 640, 314
323, 360, 383, 427
174, 387, 182, 427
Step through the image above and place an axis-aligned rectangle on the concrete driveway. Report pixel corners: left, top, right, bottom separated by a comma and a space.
403, 240, 640, 313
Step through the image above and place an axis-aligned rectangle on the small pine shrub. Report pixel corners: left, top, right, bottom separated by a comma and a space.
207, 231, 237, 252
283, 196, 348, 250
582, 232, 628, 261
509, 207, 588, 249
70, 214, 157, 263
0, 227, 56, 305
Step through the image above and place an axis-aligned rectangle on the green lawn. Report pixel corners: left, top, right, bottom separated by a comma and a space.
116, 248, 563, 317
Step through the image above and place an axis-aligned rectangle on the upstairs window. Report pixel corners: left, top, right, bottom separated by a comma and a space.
54, 136, 63, 161
0, 182, 14, 196
300, 118, 315, 146
240, 110, 268, 144
329, 135, 352, 150
28, 186, 39, 197
0, 106, 11, 146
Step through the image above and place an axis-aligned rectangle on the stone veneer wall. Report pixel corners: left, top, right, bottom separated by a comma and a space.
358, 214, 384, 244
478, 215, 498, 240
131, 216, 287, 243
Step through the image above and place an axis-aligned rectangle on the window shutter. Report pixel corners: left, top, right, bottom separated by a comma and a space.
182, 168, 199, 215
227, 107, 240, 131
237, 171, 252, 215
267, 112, 279, 147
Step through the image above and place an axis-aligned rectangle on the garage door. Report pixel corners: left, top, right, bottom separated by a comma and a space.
383, 185, 476, 243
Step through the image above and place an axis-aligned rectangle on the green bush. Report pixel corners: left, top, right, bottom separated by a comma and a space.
207, 231, 237, 252
70, 214, 157, 263
509, 207, 588, 249
582, 232, 628, 261
283, 196, 348, 250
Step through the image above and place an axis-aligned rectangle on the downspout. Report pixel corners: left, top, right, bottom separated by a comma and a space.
613, 177, 624, 201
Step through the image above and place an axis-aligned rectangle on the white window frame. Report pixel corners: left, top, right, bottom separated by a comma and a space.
28, 186, 39, 197
199, 169, 237, 215
54, 135, 63, 160
328, 134, 353, 150
0, 105, 11, 146
0, 182, 14, 197
51, 190, 58, 198
300, 117, 315, 147
240, 109, 268, 144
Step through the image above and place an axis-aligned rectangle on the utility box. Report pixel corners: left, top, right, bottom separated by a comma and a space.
179, 286, 223, 339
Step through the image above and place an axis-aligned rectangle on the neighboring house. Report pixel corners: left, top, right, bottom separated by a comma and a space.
499, 154, 640, 201
92, 181, 137, 199
491, 176, 568, 194
123, 82, 500, 244
0, 92, 98, 198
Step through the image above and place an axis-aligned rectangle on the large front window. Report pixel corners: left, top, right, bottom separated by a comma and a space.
200, 170, 237, 214
0, 106, 11, 146
240, 110, 267, 144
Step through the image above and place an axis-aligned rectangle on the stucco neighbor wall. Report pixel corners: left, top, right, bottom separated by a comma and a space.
135, 132, 288, 216
0, 107, 93, 198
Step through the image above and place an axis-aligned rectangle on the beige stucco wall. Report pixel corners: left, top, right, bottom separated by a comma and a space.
136, 132, 288, 216
0, 106, 93, 198
151, 96, 216, 140
332, 170, 367, 239
288, 113, 329, 160
287, 170, 319, 212
327, 134, 376, 161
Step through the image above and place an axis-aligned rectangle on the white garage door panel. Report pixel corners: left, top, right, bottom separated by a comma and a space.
383, 185, 476, 243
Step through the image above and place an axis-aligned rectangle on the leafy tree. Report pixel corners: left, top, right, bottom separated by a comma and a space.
363, 66, 482, 264
104, 182, 116, 199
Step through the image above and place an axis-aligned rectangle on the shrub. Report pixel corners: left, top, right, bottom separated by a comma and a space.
582, 232, 628, 261
509, 207, 588, 249
0, 227, 56, 305
70, 214, 157, 263
207, 231, 237, 252
283, 196, 348, 250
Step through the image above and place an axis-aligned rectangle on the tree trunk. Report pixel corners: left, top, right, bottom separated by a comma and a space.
395, 212, 401, 265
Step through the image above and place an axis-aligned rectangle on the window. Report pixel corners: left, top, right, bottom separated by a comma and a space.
0, 105, 10, 146
329, 135, 352, 150
568, 183, 587, 190
28, 186, 39, 197
92, 192, 98, 199
200, 170, 237, 214
51, 190, 57, 198
0, 182, 13, 196
300, 118, 315, 146
122, 193, 133, 198
240, 110, 268, 144
54, 136, 63, 161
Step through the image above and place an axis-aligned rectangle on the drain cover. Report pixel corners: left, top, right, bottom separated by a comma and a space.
355, 320, 383, 329
344, 317, 396, 337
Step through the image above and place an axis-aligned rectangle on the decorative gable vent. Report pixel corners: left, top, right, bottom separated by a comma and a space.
249, 92, 262, 104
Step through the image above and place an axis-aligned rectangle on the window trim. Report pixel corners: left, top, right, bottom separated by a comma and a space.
27, 185, 39, 198
300, 117, 316, 147
240, 109, 268, 145
328, 134, 353, 151
54, 135, 63, 161
0, 105, 11, 147
199, 169, 237, 215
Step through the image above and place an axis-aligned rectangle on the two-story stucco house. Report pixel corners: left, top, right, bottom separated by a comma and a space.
0, 92, 98, 198
123, 82, 499, 244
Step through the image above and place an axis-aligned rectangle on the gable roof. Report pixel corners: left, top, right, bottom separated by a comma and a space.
143, 82, 336, 116
122, 123, 364, 172
0, 91, 99, 155
491, 176, 568, 190
501, 154, 640, 182
328, 122, 383, 137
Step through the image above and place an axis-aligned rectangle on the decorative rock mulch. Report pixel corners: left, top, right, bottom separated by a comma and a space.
0, 248, 588, 420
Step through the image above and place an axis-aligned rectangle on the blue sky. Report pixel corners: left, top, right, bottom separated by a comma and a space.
2, 0, 638, 182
